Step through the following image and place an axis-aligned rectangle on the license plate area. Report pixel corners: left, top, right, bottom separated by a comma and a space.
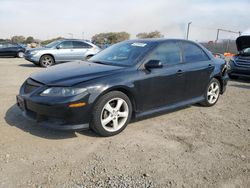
16, 96, 26, 111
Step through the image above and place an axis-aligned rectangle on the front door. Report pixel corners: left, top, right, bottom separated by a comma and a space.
54, 41, 75, 62
135, 41, 186, 111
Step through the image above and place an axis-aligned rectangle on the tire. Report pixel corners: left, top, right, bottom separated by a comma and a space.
39, 55, 54, 68
90, 91, 132, 137
228, 74, 239, 80
201, 78, 221, 107
17, 51, 24, 58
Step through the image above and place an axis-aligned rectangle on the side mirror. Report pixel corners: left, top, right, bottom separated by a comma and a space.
145, 60, 163, 69
56, 45, 61, 49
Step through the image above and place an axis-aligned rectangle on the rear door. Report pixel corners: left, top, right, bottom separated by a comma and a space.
0, 43, 17, 56
53, 41, 74, 61
72, 41, 92, 60
181, 42, 213, 99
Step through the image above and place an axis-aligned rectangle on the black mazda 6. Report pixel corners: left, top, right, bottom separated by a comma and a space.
17, 39, 228, 136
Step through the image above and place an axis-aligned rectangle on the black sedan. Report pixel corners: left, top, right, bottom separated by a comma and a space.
0, 42, 26, 58
17, 39, 228, 136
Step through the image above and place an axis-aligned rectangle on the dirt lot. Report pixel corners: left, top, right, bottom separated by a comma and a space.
0, 58, 250, 188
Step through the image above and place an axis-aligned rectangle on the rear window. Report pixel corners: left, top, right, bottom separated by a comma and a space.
182, 42, 209, 62
73, 41, 92, 49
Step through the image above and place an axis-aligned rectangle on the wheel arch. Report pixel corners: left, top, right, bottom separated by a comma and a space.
213, 76, 224, 94
39, 53, 55, 62
91, 86, 137, 116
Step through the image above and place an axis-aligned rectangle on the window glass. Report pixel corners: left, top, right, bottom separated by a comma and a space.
90, 41, 152, 67
58, 41, 73, 49
182, 42, 209, 62
73, 41, 92, 49
6, 43, 16, 48
148, 42, 181, 65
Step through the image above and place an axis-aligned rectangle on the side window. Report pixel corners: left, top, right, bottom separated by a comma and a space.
148, 42, 181, 65
58, 41, 73, 49
7, 43, 16, 48
73, 41, 92, 49
182, 42, 209, 62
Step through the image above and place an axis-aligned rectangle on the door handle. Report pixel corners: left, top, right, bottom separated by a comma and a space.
177, 69, 183, 75
208, 64, 214, 69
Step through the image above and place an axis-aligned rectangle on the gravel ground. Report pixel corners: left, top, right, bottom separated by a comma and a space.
0, 58, 250, 188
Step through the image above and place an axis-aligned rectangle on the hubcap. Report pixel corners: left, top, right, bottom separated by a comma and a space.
101, 98, 129, 132
42, 56, 53, 67
207, 82, 219, 104
18, 52, 24, 58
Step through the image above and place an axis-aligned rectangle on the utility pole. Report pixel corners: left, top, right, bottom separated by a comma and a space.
215, 29, 241, 43
186, 22, 192, 40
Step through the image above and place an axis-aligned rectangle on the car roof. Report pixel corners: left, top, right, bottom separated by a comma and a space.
124, 38, 198, 45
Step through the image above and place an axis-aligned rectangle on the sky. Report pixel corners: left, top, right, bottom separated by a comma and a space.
0, 0, 250, 42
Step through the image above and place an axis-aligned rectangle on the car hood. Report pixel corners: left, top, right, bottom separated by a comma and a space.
26, 47, 50, 52
236, 35, 250, 51
30, 61, 126, 86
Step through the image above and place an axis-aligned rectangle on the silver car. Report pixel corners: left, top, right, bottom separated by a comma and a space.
24, 39, 101, 67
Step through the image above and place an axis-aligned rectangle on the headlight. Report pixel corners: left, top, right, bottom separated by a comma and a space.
40, 87, 87, 97
30, 51, 38, 55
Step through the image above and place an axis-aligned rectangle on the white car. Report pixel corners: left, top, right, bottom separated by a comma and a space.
24, 39, 101, 67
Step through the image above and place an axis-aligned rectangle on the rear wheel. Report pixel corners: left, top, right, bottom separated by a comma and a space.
39, 55, 54, 68
90, 91, 132, 137
17, 51, 24, 58
201, 78, 221, 107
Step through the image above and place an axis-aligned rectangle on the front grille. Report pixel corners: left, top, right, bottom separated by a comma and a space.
24, 78, 43, 94
236, 57, 250, 67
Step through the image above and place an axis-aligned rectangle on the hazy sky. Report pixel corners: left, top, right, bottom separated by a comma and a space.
0, 0, 249, 41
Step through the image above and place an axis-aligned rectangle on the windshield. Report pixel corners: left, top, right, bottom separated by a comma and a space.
45, 40, 62, 48
89, 41, 152, 66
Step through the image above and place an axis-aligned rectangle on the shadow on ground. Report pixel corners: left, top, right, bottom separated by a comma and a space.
4, 104, 99, 139
18, 63, 39, 68
229, 77, 250, 89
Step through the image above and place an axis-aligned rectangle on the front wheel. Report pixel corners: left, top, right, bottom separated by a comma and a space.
201, 78, 221, 107
39, 55, 54, 68
90, 91, 132, 137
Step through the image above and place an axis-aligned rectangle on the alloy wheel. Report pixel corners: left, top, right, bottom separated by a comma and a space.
18, 52, 24, 58
100, 98, 129, 132
207, 81, 220, 104
41, 56, 53, 67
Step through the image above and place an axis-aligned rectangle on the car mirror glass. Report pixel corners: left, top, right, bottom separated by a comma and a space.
145, 60, 163, 69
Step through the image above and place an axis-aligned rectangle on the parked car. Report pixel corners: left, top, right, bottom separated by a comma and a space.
24, 39, 101, 67
17, 39, 228, 136
0, 42, 26, 58
213, 53, 225, 60
228, 35, 250, 79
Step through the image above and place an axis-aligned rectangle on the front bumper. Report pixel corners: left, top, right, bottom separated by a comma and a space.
16, 94, 91, 131
228, 61, 250, 78
24, 54, 40, 64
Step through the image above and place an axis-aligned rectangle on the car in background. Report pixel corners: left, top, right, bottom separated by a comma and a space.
0, 42, 26, 58
24, 39, 101, 68
228, 35, 250, 79
213, 53, 225, 60
17, 39, 228, 136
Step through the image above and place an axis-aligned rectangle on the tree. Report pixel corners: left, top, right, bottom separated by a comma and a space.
92, 32, 130, 45
25, 36, 35, 44
11, 35, 26, 43
136, 31, 164, 39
